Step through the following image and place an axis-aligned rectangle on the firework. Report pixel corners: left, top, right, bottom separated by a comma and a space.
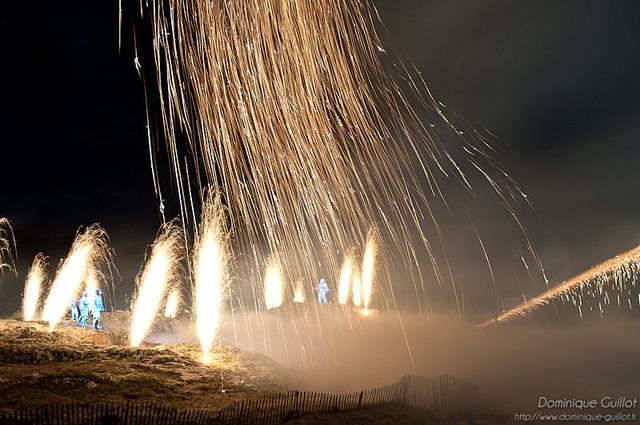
135, 0, 539, 317
480, 245, 640, 327
264, 258, 284, 310
361, 228, 379, 311
164, 288, 180, 318
193, 193, 230, 363
352, 270, 363, 308
0, 218, 16, 276
130, 222, 183, 347
293, 281, 305, 303
42, 225, 114, 332
22, 253, 47, 321
338, 254, 355, 305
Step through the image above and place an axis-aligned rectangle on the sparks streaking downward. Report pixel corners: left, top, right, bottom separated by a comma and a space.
194, 194, 230, 364
480, 245, 640, 327
23, 253, 47, 322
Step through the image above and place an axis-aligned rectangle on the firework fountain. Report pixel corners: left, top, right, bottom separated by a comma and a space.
264, 258, 284, 311
22, 253, 47, 322
480, 245, 640, 327
193, 193, 230, 364
41, 225, 114, 332
130, 222, 183, 347
338, 255, 354, 305
0, 218, 17, 276
164, 288, 180, 318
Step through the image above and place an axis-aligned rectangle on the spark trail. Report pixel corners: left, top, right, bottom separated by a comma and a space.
136, 0, 539, 314
42, 225, 114, 332
130, 222, 183, 347
0, 218, 16, 276
480, 245, 640, 327
23, 253, 47, 322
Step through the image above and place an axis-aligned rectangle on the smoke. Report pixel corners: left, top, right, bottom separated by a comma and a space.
220, 311, 640, 412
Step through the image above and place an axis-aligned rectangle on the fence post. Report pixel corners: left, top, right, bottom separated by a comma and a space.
357, 391, 364, 408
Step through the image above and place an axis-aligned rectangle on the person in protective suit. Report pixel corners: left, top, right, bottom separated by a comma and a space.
92, 288, 105, 330
70, 299, 80, 322
315, 278, 330, 304
78, 291, 90, 327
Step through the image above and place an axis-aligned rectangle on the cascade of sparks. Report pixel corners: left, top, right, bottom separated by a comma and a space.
194, 193, 230, 364
42, 225, 114, 332
264, 258, 284, 310
338, 255, 354, 305
164, 288, 180, 318
361, 228, 379, 311
85, 271, 99, 314
136, 0, 539, 316
352, 270, 363, 308
0, 218, 16, 276
130, 222, 183, 347
480, 245, 640, 327
23, 253, 47, 322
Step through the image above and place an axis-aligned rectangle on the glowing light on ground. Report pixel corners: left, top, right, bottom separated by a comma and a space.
480, 245, 640, 327
23, 253, 47, 321
42, 225, 113, 332
361, 229, 378, 310
293, 281, 305, 303
164, 289, 180, 318
130, 223, 183, 347
194, 194, 230, 364
338, 255, 354, 305
264, 259, 283, 310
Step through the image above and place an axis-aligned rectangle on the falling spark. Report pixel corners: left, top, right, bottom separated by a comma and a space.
338, 255, 354, 305
264, 258, 284, 310
164, 288, 180, 318
194, 193, 230, 364
85, 271, 99, 314
42, 225, 114, 332
362, 228, 379, 311
136, 0, 542, 320
480, 245, 640, 327
23, 253, 47, 322
293, 281, 305, 303
130, 222, 183, 347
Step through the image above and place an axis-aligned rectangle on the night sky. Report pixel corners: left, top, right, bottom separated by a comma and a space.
1, 0, 639, 317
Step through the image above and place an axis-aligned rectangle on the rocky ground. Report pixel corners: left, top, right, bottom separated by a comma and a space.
0, 315, 295, 414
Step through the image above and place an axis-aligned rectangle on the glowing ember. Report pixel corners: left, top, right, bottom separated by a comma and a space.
361, 228, 378, 311
23, 253, 47, 321
42, 225, 113, 332
194, 193, 230, 364
130, 222, 183, 347
338, 255, 354, 305
164, 288, 180, 318
264, 258, 283, 310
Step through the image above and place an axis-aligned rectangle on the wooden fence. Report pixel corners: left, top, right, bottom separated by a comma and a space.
0, 374, 474, 425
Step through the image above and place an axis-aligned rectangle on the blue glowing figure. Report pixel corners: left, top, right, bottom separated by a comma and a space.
315, 278, 330, 304
78, 291, 90, 327
92, 288, 105, 330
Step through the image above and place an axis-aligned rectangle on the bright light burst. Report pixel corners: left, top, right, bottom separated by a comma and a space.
130, 222, 183, 347
23, 253, 47, 322
194, 193, 230, 364
480, 245, 640, 327
352, 270, 363, 308
42, 225, 114, 332
338, 255, 354, 305
264, 258, 284, 310
164, 288, 181, 318
293, 281, 305, 303
361, 228, 379, 311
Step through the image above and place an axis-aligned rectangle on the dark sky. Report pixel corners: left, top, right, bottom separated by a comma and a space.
1, 0, 639, 317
